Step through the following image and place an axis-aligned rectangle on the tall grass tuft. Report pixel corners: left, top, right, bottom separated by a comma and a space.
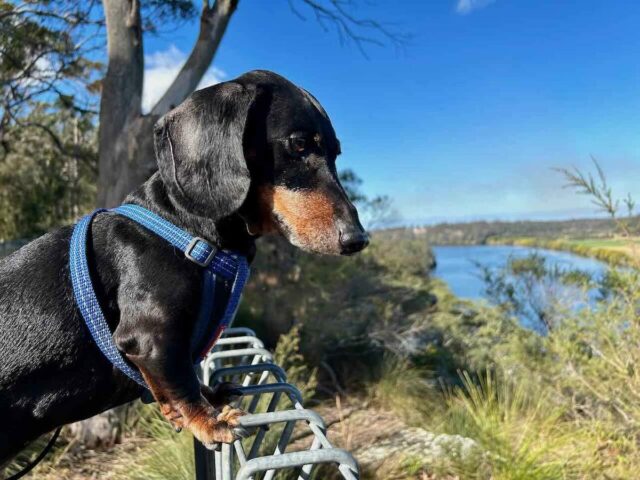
112, 405, 195, 480
435, 371, 595, 480
368, 356, 439, 426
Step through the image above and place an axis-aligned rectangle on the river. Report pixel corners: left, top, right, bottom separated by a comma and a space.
432, 245, 607, 300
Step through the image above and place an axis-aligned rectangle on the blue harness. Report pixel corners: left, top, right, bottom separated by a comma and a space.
69, 203, 250, 390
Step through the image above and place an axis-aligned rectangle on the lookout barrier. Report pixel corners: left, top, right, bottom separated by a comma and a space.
194, 327, 360, 480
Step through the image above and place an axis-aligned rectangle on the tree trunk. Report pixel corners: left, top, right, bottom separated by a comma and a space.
97, 0, 146, 207
97, 0, 239, 208
79, 0, 240, 449
97, 115, 157, 207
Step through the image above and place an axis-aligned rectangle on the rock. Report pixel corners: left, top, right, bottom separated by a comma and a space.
354, 427, 480, 469
304, 404, 484, 475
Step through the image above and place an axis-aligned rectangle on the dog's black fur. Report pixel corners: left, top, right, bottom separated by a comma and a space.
0, 70, 368, 462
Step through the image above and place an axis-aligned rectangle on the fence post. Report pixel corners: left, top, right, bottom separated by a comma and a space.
194, 438, 216, 480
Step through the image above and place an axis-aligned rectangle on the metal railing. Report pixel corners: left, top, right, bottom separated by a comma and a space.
194, 327, 360, 480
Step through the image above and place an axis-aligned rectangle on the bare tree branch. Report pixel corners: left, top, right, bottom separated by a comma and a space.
555, 157, 618, 218
555, 158, 640, 265
150, 0, 239, 116
291, 0, 410, 58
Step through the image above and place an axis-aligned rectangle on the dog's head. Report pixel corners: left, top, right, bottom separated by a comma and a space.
154, 70, 368, 255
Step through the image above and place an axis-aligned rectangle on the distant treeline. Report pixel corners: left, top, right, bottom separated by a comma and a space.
387, 216, 640, 245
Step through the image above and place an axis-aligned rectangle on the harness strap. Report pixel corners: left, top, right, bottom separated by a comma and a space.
115, 205, 230, 273
69, 204, 250, 390
192, 248, 250, 363
70, 209, 147, 387
190, 266, 217, 357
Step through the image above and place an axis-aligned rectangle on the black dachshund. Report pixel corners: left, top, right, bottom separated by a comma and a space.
0, 70, 368, 463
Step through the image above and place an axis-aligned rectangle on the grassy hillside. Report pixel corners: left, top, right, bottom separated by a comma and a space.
487, 236, 640, 266
566, 237, 640, 260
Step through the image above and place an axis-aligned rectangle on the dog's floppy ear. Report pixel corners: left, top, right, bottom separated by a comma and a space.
154, 81, 257, 220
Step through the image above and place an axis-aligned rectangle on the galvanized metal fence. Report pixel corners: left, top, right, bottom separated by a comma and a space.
194, 327, 360, 480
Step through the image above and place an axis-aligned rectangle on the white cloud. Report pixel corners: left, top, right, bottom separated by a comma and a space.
455, 0, 496, 15
17, 56, 55, 89
142, 45, 226, 113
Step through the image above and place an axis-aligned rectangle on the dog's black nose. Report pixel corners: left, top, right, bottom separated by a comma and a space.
339, 228, 369, 255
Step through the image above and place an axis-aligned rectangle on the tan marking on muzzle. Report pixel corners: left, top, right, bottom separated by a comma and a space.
258, 186, 341, 254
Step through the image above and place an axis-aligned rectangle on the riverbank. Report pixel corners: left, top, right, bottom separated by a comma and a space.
487, 236, 638, 267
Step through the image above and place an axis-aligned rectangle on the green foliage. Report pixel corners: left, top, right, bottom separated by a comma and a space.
476, 252, 596, 332
435, 372, 595, 480
368, 356, 437, 425
557, 157, 638, 237
112, 404, 196, 480
369, 230, 436, 276
274, 325, 318, 403
350, 257, 640, 478
1, 0, 199, 119
0, 104, 96, 240
405, 167, 640, 478
1, 2, 100, 241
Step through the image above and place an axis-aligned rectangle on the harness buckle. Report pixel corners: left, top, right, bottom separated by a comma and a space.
185, 237, 216, 267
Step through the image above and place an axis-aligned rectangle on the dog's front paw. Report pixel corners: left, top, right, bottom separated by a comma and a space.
185, 403, 254, 446
217, 405, 254, 441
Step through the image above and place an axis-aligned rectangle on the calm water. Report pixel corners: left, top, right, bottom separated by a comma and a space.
432, 245, 607, 300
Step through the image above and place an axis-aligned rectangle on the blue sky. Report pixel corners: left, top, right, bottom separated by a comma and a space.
144, 1, 640, 225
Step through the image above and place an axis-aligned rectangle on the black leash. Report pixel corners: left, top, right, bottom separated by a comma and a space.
5, 427, 62, 480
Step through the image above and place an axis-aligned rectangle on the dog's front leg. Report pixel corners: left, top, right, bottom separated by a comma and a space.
131, 347, 249, 445
115, 316, 249, 446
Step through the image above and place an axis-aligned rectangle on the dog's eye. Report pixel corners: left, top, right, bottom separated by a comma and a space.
289, 136, 307, 154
